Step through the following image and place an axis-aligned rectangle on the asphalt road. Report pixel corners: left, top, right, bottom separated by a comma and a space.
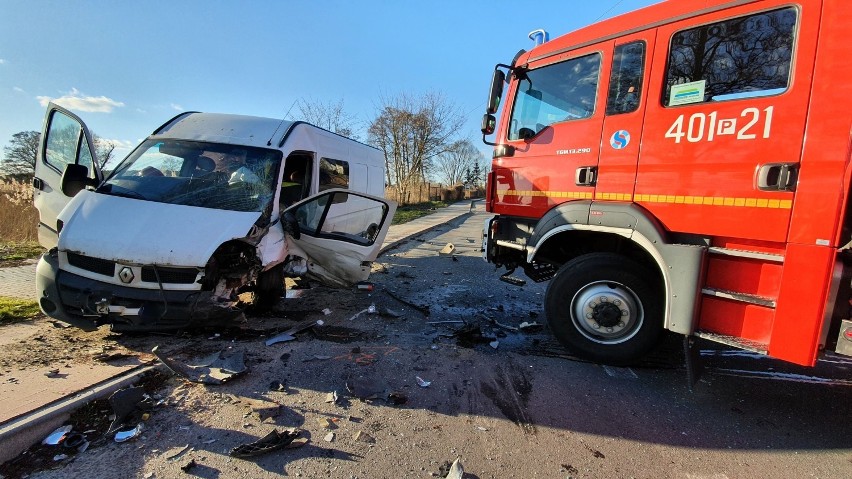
5, 208, 852, 479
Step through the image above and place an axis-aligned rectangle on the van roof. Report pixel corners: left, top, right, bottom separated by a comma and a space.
152, 112, 293, 149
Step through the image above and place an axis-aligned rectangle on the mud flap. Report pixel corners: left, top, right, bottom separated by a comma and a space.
684, 335, 704, 392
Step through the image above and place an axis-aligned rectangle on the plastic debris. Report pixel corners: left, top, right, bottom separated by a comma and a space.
270, 381, 287, 392
324, 432, 335, 442
265, 320, 325, 346
316, 417, 336, 429
354, 431, 375, 444
440, 457, 464, 479
106, 386, 150, 435
489, 340, 500, 349
519, 321, 544, 332
285, 289, 305, 299
42, 425, 72, 445
348, 304, 377, 321
356, 281, 374, 291
416, 376, 431, 388
53, 454, 68, 461
153, 346, 247, 385
322, 308, 332, 315
114, 423, 144, 443
163, 445, 191, 461
325, 391, 339, 404
230, 429, 301, 458
438, 243, 456, 256
62, 432, 86, 449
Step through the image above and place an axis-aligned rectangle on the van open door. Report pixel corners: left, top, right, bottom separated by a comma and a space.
283, 189, 397, 287
33, 103, 102, 249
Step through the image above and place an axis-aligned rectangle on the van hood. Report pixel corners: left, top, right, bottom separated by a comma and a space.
57, 190, 263, 267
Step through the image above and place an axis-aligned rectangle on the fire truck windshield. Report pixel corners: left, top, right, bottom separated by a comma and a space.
508, 53, 601, 140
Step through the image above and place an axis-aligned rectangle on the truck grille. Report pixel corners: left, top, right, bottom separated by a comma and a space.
141, 266, 199, 284
66, 252, 115, 276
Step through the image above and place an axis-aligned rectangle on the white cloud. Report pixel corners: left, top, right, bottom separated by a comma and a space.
13, 86, 25, 93
170, 103, 184, 111
0, 59, 6, 65
37, 87, 124, 113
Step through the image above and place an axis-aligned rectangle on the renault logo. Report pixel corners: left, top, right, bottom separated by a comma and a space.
118, 266, 135, 284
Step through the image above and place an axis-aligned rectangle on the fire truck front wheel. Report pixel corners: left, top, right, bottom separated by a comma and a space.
544, 253, 663, 365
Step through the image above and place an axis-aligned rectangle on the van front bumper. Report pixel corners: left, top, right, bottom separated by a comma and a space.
35, 251, 240, 332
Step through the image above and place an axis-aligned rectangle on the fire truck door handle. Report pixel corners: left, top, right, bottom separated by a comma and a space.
757, 163, 797, 192
575, 166, 597, 187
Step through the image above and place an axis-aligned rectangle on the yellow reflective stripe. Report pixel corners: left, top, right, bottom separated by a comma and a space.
502, 190, 793, 209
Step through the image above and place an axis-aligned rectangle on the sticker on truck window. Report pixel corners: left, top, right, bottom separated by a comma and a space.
664, 106, 774, 144
669, 80, 706, 106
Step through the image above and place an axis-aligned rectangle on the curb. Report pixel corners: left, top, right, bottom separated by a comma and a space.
379, 200, 482, 255
0, 363, 161, 464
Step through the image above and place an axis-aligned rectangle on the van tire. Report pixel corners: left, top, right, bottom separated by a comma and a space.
544, 253, 663, 365
254, 264, 285, 311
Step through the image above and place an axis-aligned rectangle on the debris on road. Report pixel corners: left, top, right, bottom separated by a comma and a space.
153, 346, 247, 385
440, 457, 464, 479
490, 340, 500, 349
114, 423, 144, 443
163, 445, 191, 461
230, 429, 301, 458
180, 459, 197, 472
354, 431, 375, 444
324, 432, 335, 442
348, 303, 377, 321
265, 320, 325, 346
438, 243, 456, 256
325, 391, 339, 404
416, 376, 431, 388
42, 425, 72, 445
519, 321, 543, 332
106, 386, 155, 437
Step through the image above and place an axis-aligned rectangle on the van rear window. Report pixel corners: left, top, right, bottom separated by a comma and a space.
664, 7, 797, 106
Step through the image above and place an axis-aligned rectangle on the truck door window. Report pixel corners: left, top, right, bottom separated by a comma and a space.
508, 53, 601, 140
606, 41, 645, 115
319, 158, 349, 191
664, 7, 796, 106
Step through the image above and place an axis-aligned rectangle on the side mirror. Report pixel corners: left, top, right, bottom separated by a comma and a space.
61, 163, 95, 197
481, 114, 496, 136
486, 69, 506, 114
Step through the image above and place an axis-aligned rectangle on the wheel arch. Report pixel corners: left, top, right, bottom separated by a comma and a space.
527, 201, 706, 335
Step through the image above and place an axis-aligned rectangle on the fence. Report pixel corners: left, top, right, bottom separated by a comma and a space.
384, 183, 483, 205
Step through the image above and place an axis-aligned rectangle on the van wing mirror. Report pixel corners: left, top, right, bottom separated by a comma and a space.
486, 68, 506, 114
61, 163, 97, 197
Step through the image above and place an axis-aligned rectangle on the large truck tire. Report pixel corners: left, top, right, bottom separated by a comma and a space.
544, 252, 663, 365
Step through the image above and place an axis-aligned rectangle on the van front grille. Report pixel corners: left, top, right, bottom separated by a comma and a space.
66, 252, 115, 277
141, 266, 199, 284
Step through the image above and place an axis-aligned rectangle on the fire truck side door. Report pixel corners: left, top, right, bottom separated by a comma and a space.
637, 3, 814, 242
596, 32, 657, 204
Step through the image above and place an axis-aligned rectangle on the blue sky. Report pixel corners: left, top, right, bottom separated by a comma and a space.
0, 0, 658, 160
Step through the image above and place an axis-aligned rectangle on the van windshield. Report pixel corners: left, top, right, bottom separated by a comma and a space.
99, 140, 281, 213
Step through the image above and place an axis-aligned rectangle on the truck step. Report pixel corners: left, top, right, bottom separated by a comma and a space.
707, 247, 784, 263
701, 287, 776, 308
694, 330, 768, 355
523, 262, 557, 282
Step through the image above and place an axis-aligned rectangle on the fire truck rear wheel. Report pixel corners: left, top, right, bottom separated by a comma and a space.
544, 252, 663, 365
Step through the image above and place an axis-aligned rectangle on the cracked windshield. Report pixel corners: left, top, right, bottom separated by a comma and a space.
100, 140, 281, 212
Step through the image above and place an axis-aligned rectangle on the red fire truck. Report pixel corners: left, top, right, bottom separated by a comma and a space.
480, 0, 852, 369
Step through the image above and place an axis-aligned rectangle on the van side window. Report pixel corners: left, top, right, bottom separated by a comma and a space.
508, 52, 601, 140
606, 41, 645, 115
664, 7, 797, 106
318, 158, 349, 191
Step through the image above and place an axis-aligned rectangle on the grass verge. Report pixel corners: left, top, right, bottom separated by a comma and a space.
0, 241, 43, 265
392, 200, 450, 225
0, 296, 41, 325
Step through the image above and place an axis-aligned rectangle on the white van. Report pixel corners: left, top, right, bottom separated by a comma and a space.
33, 103, 396, 332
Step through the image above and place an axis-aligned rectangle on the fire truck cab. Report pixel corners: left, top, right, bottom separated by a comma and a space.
481, 0, 852, 367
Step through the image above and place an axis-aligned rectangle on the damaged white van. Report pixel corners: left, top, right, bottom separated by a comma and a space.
33, 103, 396, 332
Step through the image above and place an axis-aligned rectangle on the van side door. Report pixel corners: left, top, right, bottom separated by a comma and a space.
33, 103, 102, 249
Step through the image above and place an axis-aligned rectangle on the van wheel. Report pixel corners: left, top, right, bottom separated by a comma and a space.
254, 264, 284, 311
544, 253, 663, 365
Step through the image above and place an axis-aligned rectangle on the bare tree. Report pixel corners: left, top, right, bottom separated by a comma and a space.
296, 98, 360, 140
92, 134, 116, 169
1, 131, 40, 178
1, 130, 117, 179
434, 139, 484, 186
368, 92, 463, 204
